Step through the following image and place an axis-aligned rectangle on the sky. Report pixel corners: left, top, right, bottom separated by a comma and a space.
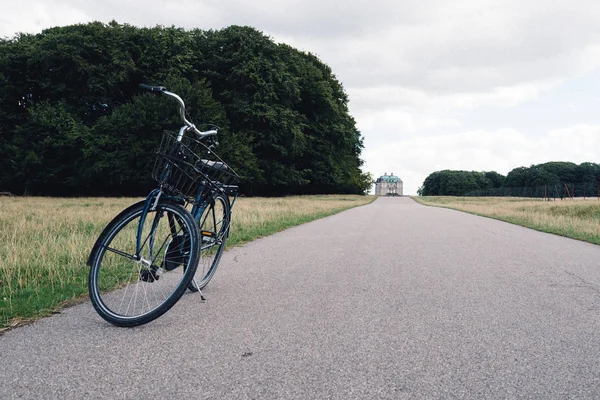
2, 0, 600, 194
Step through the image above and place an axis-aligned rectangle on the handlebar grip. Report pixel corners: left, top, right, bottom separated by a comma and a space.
139, 84, 166, 93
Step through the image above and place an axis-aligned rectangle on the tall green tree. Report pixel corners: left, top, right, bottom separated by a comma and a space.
0, 22, 370, 196
419, 170, 505, 196
504, 161, 588, 188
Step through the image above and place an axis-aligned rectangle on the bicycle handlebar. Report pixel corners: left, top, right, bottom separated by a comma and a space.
139, 84, 166, 93
139, 83, 218, 139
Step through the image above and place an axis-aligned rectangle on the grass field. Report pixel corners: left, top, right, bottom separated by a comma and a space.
0, 195, 375, 331
412, 196, 600, 245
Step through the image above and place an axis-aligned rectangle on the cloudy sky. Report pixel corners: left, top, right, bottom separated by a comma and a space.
2, 0, 600, 194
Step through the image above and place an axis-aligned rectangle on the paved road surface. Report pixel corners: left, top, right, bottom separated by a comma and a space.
2, 197, 600, 399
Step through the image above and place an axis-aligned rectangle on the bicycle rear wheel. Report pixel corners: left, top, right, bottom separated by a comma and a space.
189, 193, 230, 291
88, 200, 200, 327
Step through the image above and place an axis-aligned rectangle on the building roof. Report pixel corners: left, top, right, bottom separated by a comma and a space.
376, 173, 402, 183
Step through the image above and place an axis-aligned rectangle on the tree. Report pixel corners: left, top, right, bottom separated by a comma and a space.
504, 161, 583, 188
0, 22, 370, 196
419, 170, 505, 196
10, 101, 90, 195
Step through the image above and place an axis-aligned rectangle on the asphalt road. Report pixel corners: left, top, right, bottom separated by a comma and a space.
2, 197, 600, 399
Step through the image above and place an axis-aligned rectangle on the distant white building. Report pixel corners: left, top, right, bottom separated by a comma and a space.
375, 173, 403, 196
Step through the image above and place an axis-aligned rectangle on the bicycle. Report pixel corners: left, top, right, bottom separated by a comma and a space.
87, 84, 239, 327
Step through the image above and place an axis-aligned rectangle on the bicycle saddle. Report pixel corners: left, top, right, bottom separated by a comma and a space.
199, 159, 228, 173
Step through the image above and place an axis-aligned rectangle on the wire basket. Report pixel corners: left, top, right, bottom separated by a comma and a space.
152, 131, 239, 198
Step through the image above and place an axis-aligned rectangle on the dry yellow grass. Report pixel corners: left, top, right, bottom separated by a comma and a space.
0, 194, 375, 329
412, 196, 600, 245
0, 198, 133, 295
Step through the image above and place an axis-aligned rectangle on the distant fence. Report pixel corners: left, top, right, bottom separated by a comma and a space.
463, 182, 600, 200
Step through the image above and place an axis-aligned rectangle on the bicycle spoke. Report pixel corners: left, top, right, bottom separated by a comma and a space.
102, 246, 138, 261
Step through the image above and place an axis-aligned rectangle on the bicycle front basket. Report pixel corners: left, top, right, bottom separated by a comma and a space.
152, 131, 239, 198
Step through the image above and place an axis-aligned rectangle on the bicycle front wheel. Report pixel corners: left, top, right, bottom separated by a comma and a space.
88, 200, 200, 327
189, 194, 230, 292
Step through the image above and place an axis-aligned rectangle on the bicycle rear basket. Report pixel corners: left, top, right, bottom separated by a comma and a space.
152, 131, 239, 198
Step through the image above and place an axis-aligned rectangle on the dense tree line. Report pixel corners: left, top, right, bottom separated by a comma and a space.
417, 170, 505, 196
503, 161, 600, 188
418, 162, 600, 196
0, 22, 371, 196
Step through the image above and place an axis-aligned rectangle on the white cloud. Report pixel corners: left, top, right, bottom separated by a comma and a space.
347, 79, 561, 152
0, 1, 90, 38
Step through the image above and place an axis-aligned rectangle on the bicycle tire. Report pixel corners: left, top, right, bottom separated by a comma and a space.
88, 199, 200, 327
188, 193, 230, 292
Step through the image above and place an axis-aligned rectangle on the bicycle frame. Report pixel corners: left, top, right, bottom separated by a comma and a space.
134, 185, 236, 259
131, 84, 238, 261
191, 185, 238, 238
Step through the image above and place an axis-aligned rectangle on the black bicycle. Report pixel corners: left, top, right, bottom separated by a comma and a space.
87, 84, 239, 327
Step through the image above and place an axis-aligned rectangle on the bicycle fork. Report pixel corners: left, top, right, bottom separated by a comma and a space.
136, 189, 191, 284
